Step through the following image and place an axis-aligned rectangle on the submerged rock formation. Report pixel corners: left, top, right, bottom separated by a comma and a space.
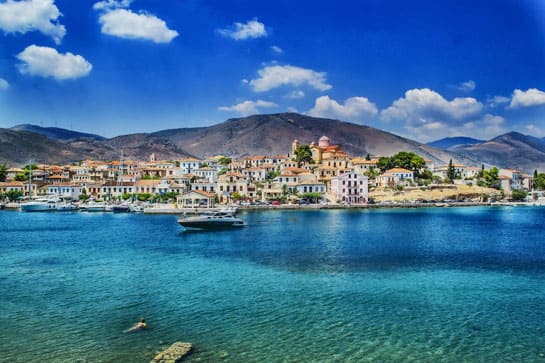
151, 342, 193, 363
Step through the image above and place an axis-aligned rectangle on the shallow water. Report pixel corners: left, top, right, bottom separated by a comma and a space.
1, 207, 545, 362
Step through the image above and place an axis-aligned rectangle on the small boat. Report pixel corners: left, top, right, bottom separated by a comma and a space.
56, 203, 79, 211
81, 201, 107, 212
178, 211, 246, 230
112, 204, 131, 213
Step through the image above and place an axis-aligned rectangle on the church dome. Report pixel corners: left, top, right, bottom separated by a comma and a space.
318, 135, 330, 147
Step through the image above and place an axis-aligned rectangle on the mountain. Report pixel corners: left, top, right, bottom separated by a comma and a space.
452, 132, 545, 172
427, 136, 484, 150
123, 113, 469, 165
0, 113, 491, 168
0, 128, 114, 165
10, 124, 106, 141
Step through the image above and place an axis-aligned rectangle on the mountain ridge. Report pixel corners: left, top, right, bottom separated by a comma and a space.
2, 113, 544, 172
10, 124, 106, 141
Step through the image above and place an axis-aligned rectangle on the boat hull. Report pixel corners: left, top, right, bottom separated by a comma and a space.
20, 203, 57, 212
178, 219, 245, 230
112, 205, 131, 213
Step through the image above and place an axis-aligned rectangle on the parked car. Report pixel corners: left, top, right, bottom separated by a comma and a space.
271, 200, 281, 205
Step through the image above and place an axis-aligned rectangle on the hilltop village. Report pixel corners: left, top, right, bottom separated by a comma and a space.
0, 136, 541, 207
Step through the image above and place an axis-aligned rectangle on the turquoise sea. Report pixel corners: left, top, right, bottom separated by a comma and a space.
1, 207, 545, 362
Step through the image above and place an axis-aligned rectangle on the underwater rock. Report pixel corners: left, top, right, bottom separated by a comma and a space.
151, 342, 193, 363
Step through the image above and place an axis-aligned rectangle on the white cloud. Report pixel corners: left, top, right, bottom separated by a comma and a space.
249, 65, 332, 92
381, 88, 483, 123
525, 124, 545, 136
218, 18, 267, 40
16, 45, 92, 80
488, 95, 510, 108
456, 80, 476, 92
509, 88, 545, 109
271, 45, 283, 54
285, 90, 305, 99
93, 0, 131, 11
97, 8, 178, 43
218, 99, 277, 116
406, 113, 506, 142
0, 78, 9, 90
0, 0, 66, 44
307, 95, 378, 121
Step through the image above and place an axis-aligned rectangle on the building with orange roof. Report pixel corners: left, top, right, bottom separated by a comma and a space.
377, 168, 414, 188
177, 190, 215, 208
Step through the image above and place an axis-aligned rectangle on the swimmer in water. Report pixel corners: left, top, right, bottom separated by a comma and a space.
126, 317, 147, 332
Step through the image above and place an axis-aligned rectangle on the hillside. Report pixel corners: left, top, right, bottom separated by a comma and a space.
0, 113, 503, 168
452, 132, 545, 172
427, 136, 484, 150
147, 113, 468, 165
11, 124, 106, 141
0, 128, 108, 165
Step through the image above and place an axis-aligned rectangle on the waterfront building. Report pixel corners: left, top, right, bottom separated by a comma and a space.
217, 172, 249, 202
377, 168, 414, 187
46, 183, 83, 200
0, 181, 25, 194
177, 190, 215, 208
329, 171, 368, 204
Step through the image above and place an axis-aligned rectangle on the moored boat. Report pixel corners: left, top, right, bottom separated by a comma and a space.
178, 211, 246, 230
20, 198, 59, 212
112, 204, 131, 213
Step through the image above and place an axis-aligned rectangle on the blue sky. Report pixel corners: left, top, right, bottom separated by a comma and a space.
1, 0, 545, 142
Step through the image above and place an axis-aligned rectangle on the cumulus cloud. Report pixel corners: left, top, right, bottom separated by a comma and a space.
218, 99, 277, 116
270, 45, 283, 54
404, 113, 506, 142
285, 90, 305, 99
93, 0, 132, 10
0, 0, 66, 44
249, 65, 332, 92
509, 88, 545, 109
96, 6, 178, 43
217, 18, 267, 40
456, 80, 476, 92
307, 95, 378, 122
381, 88, 483, 122
0, 78, 9, 90
525, 124, 545, 136
16, 45, 92, 80
488, 95, 510, 108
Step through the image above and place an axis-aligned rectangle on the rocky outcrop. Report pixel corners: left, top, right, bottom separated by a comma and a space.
151, 342, 193, 363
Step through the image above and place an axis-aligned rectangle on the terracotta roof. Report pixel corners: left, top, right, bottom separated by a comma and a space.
387, 168, 413, 173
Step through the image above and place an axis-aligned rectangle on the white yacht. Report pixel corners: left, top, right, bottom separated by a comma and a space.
178, 211, 246, 230
56, 202, 79, 211
20, 198, 59, 212
81, 201, 107, 212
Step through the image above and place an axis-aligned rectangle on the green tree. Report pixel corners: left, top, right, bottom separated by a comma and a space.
5, 190, 22, 201
482, 167, 500, 189
231, 191, 243, 201
447, 159, 456, 183
376, 152, 426, 176
293, 144, 314, 166
266, 170, 280, 180
364, 166, 380, 179
533, 173, 545, 190
218, 157, 232, 166
0, 163, 7, 182
137, 193, 152, 201
511, 189, 528, 201
302, 192, 323, 203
